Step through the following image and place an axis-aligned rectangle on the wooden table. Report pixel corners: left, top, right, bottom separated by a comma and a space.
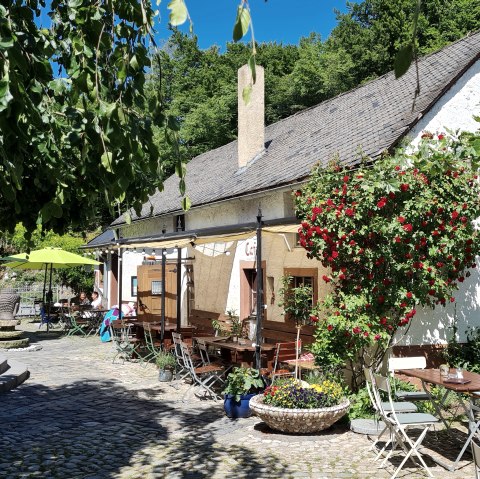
201, 338, 276, 367
400, 367, 480, 470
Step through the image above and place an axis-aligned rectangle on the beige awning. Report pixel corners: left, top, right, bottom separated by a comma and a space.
263, 224, 300, 234
119, 237, 194, 250
193, 231, 255, 245
117, 223, 299, 250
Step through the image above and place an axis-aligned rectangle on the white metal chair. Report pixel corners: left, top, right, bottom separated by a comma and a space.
472, 437, 480, 479
372, 373, 439, 479
388, 356, 430, 401
363, 368, 417, 452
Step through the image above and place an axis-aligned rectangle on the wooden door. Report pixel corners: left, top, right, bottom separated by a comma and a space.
137, 264, 177, 322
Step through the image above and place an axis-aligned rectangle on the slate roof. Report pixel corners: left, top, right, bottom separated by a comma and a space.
82, 229, 116, 249
113, 32, 480, 227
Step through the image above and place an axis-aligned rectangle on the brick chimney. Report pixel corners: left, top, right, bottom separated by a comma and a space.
237, 64, 265, 168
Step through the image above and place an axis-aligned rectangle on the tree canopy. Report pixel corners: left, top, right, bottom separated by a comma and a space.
1, 0, 479, 239
0, 0, 183, 239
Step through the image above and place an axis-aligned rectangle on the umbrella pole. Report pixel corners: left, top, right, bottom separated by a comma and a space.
47, 264, 53, 333
42, 264, 48, 303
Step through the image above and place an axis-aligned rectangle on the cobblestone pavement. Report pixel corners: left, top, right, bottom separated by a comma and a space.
0, 321, 475, 479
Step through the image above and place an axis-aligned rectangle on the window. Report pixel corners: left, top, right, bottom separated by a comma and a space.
246, 269, 258, 315
283, 268, 318, 305
174, 214, 185, 232
131, 276, 138, 297
151, 280, 163, 295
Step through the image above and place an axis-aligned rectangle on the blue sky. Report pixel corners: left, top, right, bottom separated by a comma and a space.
154, 1, 355, 49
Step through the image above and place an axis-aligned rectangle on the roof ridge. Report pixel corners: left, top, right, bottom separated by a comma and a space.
264, 29, 480, 130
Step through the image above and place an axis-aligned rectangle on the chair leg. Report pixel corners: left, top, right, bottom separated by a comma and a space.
390, 426, 433, 479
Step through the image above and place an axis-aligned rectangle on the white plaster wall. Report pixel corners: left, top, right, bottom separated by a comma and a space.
409, 59, 480, 145
396, 59, 480, 345
187, 190, 291, 230
224, 232, 331, 321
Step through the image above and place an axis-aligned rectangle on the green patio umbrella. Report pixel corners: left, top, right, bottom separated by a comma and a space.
1, 247, 100, 330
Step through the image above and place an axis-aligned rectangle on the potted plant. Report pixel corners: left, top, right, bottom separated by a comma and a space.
250, 377, 349, 433
228, 309, 243, 342
223, 367, 265, 418
155, 351, 176, 382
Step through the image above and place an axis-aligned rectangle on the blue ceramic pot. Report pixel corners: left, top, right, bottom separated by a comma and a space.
224, 393, 256, 419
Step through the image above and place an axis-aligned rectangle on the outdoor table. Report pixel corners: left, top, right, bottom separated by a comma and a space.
399, 367, 480, 471
201, 337, 276, 367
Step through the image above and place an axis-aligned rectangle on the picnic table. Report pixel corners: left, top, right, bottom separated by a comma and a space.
201, 337, 276, 367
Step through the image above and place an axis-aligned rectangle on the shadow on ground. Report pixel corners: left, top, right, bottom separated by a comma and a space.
0, 379, 292, 478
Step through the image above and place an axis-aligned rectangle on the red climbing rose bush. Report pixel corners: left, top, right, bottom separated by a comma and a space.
295, 131, 480, 384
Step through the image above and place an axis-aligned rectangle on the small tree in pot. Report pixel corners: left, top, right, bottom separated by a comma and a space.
155, 351, 176, 382
279, 275, 316, 379
223, 367, 265, 419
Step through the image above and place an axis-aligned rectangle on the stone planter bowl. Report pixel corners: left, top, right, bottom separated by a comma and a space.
249, 394, 350, 434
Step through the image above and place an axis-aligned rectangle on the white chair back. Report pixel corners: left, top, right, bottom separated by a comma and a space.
388, 356, 426, 372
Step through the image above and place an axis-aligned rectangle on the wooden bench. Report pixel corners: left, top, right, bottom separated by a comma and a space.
188, 309, 230, 336
261, 320, 315, 346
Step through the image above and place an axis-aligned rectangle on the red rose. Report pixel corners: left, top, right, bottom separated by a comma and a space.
377, 296, 385, 304
394, 236, 401, 243
380, 317, 387, 325
438, 133, 445, 140
343, 175, 349, 183
406, 292, 413, 299
377, 197, 387, 208
403, 224, 413, 232
322, 275, 331, 283
345, 208, 355, 217
452, 211, 459, 220
450, 297, 455, 303
398, 216, 406, 223
400, 183, 409, 192
374, 334, 381, 341
353, 327, 361, 334
395, 166, 401, 171
295, 190, 302, 197
310, 315, 319, 323
327, 324, 333, 331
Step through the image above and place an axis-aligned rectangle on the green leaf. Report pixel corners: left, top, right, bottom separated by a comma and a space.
124, 211, 132, 225
182, 196, 191, 211
242, 85, 252, 105
0, 37, 14, 49
179, 178, 186, 195
233, 5, 250, 42
248, 54, 256, 84
394, 44, 413, 79
168, 0, 188, 26
101, 151, 113, 173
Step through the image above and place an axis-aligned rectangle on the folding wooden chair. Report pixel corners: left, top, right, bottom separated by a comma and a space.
180, 342, 225, 401
372, 373, 439, 479
270, 341, 301, 383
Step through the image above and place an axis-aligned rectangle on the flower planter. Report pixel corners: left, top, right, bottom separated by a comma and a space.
158, 369, 173, 382
224, 393, 256, 419
249, 394, 350, 433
